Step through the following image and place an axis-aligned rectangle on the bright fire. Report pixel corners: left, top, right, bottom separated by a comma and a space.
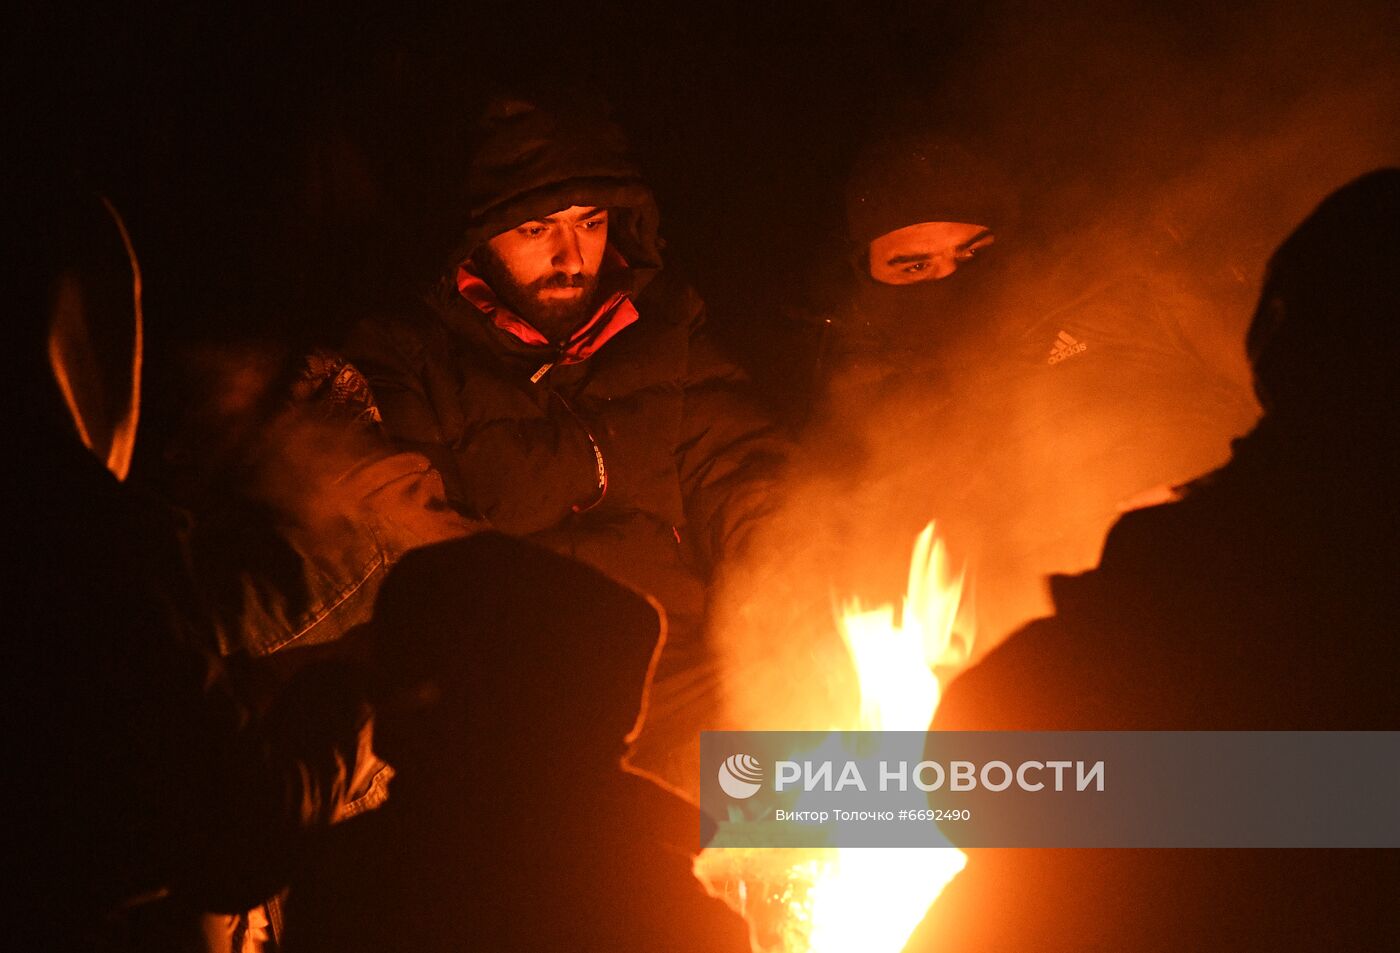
695, 522, 972, 953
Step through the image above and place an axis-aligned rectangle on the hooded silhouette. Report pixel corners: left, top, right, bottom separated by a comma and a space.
919, 169, 1400, 952
282, 535, 750, 953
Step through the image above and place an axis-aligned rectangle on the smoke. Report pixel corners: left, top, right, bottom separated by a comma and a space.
709, 0, 1400, 734
949, 0, 1400, 282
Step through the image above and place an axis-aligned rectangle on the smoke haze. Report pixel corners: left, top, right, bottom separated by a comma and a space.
710, 0, 1400, 734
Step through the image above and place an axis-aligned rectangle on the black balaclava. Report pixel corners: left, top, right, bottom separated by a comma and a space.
1245, 168, 1400, 444
841, 134, 1020, 363
845, 135, 1017, 251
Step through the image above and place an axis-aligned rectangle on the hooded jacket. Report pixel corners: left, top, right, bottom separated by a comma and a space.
799, 134, 1259, 647
345, 98, 787, 753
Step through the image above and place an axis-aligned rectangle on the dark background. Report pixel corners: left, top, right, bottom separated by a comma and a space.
12, 0, 1400, 405
14, 3, 949, 336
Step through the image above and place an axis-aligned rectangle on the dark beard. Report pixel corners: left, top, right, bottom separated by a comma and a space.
472, 246, 603, 343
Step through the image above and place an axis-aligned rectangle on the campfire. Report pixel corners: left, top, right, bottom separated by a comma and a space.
694, 522, 972, 953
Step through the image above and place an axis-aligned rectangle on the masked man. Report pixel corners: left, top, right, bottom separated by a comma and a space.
346, 92, 788, 793
805, 132, 1259, 649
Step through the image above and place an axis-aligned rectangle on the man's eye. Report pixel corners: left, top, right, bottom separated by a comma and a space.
904, 261, 928, 273
580, 217, 607, 230
956, 236, 995, 261
520, 225, 548, 238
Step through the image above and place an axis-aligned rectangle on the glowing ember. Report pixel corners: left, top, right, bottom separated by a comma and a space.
696, 522, 972, 953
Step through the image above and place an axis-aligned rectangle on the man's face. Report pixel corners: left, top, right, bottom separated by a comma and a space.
868, 221, 995, 285
479, 205, 610, 338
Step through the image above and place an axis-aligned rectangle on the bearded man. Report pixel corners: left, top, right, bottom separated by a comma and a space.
346, 92, 788, 794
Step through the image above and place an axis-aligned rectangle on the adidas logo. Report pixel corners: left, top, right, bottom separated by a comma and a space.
1047, 330, 1088, 365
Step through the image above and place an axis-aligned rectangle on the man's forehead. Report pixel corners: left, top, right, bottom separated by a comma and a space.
870, 220, 991, 261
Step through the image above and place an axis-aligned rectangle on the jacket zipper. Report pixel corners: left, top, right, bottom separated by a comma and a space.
549, 387, 608, 514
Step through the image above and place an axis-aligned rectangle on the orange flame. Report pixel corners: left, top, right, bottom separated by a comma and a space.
696, 522, 971, 953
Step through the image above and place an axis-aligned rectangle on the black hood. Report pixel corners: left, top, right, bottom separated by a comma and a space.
21, 188, 143, 481
1245, 168, 1400, 436
835, 131, 1022, 366
365, 533, 663, 776
845, 133, 1019, 252
444, 93, 663, 283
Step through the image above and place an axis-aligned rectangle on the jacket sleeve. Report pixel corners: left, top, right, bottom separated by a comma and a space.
346, 316, 602, 533
182, 350, 481, 659
674, 290, 791, 572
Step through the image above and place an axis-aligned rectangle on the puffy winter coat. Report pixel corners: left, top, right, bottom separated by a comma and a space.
347, 265, 786, 648
345, 95, 786, 647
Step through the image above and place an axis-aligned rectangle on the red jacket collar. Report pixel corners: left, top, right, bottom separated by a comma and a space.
455, 249, 639, 368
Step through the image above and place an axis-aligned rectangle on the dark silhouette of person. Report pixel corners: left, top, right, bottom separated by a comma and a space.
13, 188, 384, 951
912, 169, 1400, 951
281, 534, 751, 953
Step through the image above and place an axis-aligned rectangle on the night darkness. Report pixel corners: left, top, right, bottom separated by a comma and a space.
16, 4, 930, 326
11, 2, 1400, 949
17, 1, 1399, 373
